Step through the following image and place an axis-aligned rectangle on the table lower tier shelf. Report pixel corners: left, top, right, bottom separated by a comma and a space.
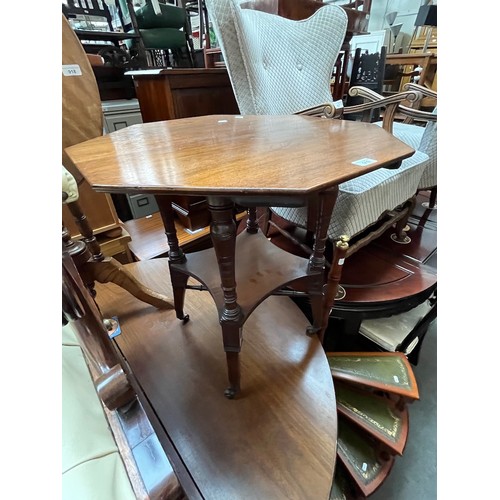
172, 229, 324, 322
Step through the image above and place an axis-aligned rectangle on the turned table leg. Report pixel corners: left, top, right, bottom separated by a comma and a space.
207, 196, 243, 398
307, 187, 339, 338
156, 195, 190, 323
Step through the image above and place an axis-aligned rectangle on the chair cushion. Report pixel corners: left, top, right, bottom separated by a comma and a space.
135, 2, 186, 29
379, 122, 425, 151
272, 149, 429, 241
358, 299, 434, 353
62, 324, 135, 499
375, 117, 437, 190
63, 453, 136, 500
231, 3, 347, 114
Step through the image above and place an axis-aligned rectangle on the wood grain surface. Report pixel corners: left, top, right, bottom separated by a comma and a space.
65, 115, 414, 196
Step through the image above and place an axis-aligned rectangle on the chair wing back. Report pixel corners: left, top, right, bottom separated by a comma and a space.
205, 0, 257, 114
205, 0, 347, 114
417, 107, 437, 189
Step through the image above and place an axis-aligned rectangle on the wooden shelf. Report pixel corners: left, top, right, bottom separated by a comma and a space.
172, 229, 319, 321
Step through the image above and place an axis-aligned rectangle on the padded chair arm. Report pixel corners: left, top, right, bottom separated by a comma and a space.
344, 87, 424, 133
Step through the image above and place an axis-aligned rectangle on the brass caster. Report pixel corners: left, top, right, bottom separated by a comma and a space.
224, 387, 238, 399
422, 201, 437, 210
103, 317, 120, 336
390, 233, 411, 245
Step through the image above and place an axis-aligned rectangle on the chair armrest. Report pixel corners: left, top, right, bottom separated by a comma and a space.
403, 82, 437, 100
294, 102, 344, 119
398, 105, 437, 123
344, 87, 423, 133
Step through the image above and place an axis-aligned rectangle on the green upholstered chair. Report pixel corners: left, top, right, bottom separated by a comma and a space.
127, 0, 195, 67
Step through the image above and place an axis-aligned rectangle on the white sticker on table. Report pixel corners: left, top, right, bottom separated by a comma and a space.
352, 158, 377, 167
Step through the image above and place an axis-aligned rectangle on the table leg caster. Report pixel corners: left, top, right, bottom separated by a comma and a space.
224, 387, 239, 399
306, 325, 320, 337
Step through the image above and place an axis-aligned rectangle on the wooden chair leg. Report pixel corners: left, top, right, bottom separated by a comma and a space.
318, 235, 350, 344
65, 200, 174, 309
86, 258, 174, 310
428, 187, 437, 209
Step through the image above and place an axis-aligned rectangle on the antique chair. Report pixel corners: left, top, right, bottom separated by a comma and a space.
62, 247, 185, 499
205, 0, 430, 259
345, 46, 387, 122
129, 0, 196, 67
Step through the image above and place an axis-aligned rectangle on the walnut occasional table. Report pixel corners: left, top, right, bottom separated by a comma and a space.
66, 114, 414, 398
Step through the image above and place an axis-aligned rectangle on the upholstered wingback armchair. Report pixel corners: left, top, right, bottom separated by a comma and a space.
205, 0, 430, 254
206, 0, 347, 114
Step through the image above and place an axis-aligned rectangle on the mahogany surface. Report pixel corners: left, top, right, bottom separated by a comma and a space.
65, 115, 414, 196
95, 259, 338, 500
127, 68, 240, 230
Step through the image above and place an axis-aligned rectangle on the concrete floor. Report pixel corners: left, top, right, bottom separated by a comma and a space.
369, 319, 437, 500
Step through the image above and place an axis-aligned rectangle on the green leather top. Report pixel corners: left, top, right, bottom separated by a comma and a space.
335, 382, 405, 448
329, 465, 351, 500
328, 354, 415, 393
337, 418, 383, 487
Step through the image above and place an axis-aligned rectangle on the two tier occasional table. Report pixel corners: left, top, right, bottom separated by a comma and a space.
66, 114, 414, 398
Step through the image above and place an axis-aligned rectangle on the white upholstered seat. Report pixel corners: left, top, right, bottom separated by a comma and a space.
273, 150, 428, 241
376, 105, 437, 199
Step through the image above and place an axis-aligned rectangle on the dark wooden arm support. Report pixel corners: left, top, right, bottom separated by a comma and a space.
295, 102, 344, 119
63, 248, 136, 411
293, 89, 424, 134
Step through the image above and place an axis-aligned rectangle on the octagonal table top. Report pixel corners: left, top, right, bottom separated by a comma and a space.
65, 114, 414, 197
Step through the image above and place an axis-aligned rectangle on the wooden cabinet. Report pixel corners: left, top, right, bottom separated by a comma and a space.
127, 68, 240, 122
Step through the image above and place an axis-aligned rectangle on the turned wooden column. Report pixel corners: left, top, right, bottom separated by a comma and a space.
307, 187, 339, 337
207, 196, 243, 399
156, 195, 190, 323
